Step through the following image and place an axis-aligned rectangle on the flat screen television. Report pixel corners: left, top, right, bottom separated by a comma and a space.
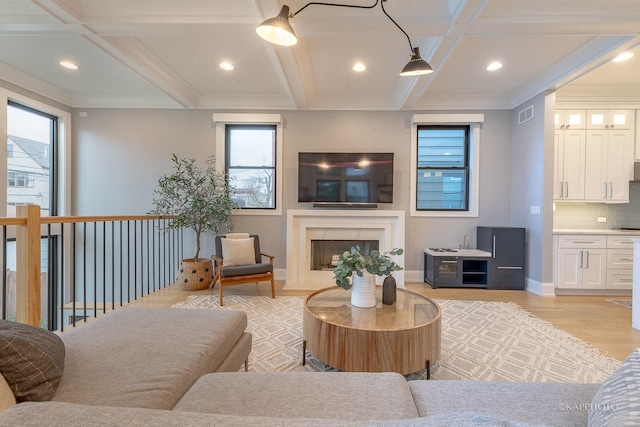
298, 152, 394, 206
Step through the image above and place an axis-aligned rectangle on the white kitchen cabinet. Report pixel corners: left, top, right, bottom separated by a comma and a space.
554, 129, 586, 200
556, 235, 606, 289
555, 110, 586, 130
584, 128, 633, 202
554, 107, 635, 203
606, 236, 634, 290
555, 233, 637, 291
587, 110, 632, 130
557, 248, 606, 289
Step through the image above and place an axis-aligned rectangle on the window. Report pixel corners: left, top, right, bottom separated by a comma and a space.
7, 101, 58, 216
416, 126, 469, 211
225, 125, 276, 209
410, 114, 483, 217
213, 113, 283, 216
8, 171, 35, 188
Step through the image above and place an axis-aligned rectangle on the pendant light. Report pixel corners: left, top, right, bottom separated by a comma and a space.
255, 5, 298, 47
256, 0, 434, 76
400, 47, 433, 76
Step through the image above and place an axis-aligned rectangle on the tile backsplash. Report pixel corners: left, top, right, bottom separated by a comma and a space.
553, 182, 640, 229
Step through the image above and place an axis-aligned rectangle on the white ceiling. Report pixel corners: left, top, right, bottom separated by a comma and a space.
0, 0, 639, 110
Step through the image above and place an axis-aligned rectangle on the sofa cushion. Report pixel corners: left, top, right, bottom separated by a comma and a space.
588, 348, 640, 426
0, 320, 65, 402
221, 237, 256, 266
0, 402, 549, 427
409, 379, 600, 427
173, 371, 419, 420
52, 307, 248, 409
0, 374, 16, 413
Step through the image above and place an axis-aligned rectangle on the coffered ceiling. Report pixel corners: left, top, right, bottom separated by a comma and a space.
0, 0, 639, 110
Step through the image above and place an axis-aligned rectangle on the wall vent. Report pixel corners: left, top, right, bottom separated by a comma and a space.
518, 105, 534, 124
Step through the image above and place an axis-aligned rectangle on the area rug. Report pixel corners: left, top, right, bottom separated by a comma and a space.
607, 299, 632, 309
173, 295, 621, 383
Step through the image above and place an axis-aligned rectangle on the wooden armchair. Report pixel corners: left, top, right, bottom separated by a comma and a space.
211, 234, 275, 306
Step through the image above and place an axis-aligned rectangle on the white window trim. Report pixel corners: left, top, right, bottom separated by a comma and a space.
410, 114, 484, 218
212, 113, 283, 216
0, 88, 71, 216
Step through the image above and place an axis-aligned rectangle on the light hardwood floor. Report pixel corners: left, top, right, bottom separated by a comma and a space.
128, 281, 640, 362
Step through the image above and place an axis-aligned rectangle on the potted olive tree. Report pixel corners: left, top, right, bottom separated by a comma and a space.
332, 246, 403, 307
149, 154, 238, 290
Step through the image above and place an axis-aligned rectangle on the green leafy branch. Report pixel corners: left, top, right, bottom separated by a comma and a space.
332, 246, 404, 290
148, 154, 238, 260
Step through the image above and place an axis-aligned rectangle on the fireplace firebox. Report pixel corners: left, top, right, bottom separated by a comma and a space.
310, 240, 379, 271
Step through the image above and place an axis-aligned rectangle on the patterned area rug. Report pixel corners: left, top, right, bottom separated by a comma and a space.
607, 299, 632, 309
173, 295, 621, 383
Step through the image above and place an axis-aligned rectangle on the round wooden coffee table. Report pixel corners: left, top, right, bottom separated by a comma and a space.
303, 286, 441, 376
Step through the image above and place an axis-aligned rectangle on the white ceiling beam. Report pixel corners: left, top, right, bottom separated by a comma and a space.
28, 0, 201, 108
253, 0, 310, 109
515, 36, 640, 107
397, 0, 489, 110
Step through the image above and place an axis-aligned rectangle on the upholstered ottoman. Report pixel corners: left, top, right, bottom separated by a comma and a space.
52, 307, 251, 409
173, 371, 419, 421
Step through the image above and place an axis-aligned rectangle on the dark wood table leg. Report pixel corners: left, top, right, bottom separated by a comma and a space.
426, 360, 431, 379
302, 340, 306, 366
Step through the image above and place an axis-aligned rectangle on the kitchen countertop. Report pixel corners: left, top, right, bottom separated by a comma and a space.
424, 248, 492, 257
554, 228, 640, 235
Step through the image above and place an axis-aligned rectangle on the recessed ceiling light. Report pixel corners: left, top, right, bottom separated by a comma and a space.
60, 60, 78, 70
220, 62, 234, 71
486, 61, 503, 71
612, 52, 634, 63
353, 63, 366, 72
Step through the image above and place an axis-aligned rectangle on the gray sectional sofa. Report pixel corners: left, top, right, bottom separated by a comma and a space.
1, 306, 638, 426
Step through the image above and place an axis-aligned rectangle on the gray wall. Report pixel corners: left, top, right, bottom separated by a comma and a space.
509, 92, 556, 285
72, 108, 516, 274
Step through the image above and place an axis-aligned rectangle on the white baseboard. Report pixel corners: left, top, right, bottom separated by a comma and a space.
280, 268, 556, 297
403, 270, 424, 285
526, 278, 556, 296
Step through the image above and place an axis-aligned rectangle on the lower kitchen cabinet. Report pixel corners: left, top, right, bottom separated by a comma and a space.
555, 233, 637, 291
606, 236, 635, 290
557, 248, 606, 289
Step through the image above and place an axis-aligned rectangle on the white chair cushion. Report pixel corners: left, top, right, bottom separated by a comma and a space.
221, 237, 256, 267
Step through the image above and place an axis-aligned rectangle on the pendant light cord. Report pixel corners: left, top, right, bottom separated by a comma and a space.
380, 0, 414, 52
292, 0, 379, 18
289, 0, 415, 54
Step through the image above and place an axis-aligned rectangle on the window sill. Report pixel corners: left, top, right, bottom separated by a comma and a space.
233, 208, 282, 216
410, 209, 478, 218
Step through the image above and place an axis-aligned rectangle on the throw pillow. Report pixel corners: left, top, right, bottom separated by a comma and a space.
221, 237, 256, 267
0, 373, 15, 413
588, 348, 640, 426
0, 319, 65, 402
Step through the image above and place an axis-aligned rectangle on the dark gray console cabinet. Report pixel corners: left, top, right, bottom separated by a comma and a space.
424, 251, 490, 289
477, 226, 526, 290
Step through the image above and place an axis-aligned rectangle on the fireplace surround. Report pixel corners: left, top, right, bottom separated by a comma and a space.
285, 210, 405, 290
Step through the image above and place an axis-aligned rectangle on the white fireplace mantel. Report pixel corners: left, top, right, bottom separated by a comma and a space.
285, 209, 405, 290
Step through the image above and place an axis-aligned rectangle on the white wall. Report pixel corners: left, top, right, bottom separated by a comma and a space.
72, 108, 516, 274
